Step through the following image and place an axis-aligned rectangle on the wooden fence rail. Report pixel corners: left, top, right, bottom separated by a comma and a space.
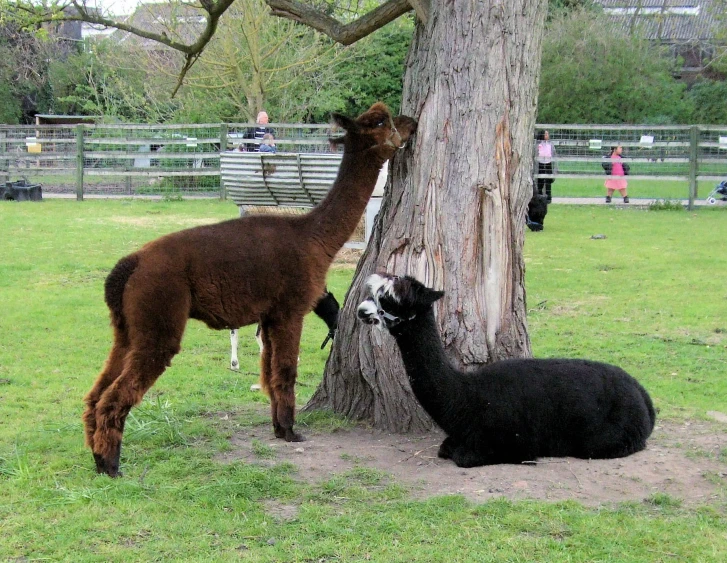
1, 122, 726, 208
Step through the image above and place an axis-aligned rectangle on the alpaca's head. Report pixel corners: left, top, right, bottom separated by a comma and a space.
357, 273, 444, 331
527, 194, 548, 232
330, 103, 417, 158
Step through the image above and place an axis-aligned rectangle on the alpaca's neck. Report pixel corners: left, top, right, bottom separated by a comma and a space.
392, 310, 464, 425
304, 148, 387, 257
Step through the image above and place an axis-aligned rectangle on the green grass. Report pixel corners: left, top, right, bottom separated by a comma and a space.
551, 178, 721, 200
1, 199, 726, 561
525, 205, 727, 420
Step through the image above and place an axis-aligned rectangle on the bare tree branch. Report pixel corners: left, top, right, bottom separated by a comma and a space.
408, 0, 429, 24
5, 0, 412, 97
9, 0, 236, 55
172, 52, 202, 97
264, 0, 412, 45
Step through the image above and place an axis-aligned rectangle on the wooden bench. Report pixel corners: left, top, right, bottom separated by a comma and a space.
220, 151, 386, 248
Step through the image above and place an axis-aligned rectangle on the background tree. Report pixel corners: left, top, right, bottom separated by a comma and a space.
686, 79, 727, 124
538, 7, 692, 124
50, 41, 182, 122
9, 0, 548, 434
0, 30, 23, 123
547, 0, 596, 17
153, 0, 351, 122
706, 0, 727, 77
0, 23, 59, 123
327, 13, 412, 120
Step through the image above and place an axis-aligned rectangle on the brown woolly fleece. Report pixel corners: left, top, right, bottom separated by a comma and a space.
83, 103, 417, 477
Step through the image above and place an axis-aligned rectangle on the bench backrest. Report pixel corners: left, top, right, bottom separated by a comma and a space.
221, 151, 343, 208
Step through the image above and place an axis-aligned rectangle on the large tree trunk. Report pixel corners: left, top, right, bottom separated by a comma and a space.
305, 1, 547, 432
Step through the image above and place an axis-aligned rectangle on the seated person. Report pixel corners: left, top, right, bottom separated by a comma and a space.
244, 111, 274, 151
259, 133, 277, 153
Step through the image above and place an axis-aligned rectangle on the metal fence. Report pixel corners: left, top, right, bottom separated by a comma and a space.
2, 122, 726, 206
0, 122, 334, 198
535, 124, 727, 207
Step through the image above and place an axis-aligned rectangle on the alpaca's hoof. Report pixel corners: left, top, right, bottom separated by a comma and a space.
273, 426, 306, 442
94, 457, 122, 477
93, 448, 122, 477
93, 453, 106, 473
438, 437, 457, 459
285, 430, 306, 443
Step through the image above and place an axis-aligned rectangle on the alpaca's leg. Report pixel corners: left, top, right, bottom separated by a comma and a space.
579, 423, 649, 460
91, 288, 189, 477
267, 316, 305, 442
437, 436, 458, 460
83, 327, 129, 472
255, 324, 264, 354
257, 322, 279, 431
230, 329, 239, 370
92, 336, 182, 477
450, 444, 499, 468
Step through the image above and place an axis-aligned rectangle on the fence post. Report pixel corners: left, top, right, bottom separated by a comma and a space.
219, 123, 228, 200
688, 125, 699, 211
76, 124, 84, 201
0, 130, 7, 185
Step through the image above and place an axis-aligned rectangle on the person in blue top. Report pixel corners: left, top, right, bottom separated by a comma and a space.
243, 110, 275, 151
258, 133, 277, 153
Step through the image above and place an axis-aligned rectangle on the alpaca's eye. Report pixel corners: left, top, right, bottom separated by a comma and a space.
376, 121, 385, 127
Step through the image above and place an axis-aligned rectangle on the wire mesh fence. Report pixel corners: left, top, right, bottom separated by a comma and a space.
0, 122, 337, 198
226, 123, 332, 154
2, 122, 726, 205
535, 124, 727, 205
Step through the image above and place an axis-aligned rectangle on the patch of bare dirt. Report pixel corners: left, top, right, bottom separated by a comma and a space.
105, 215, 222, 228
219, 417, 727, 508
333, 247, 363, 265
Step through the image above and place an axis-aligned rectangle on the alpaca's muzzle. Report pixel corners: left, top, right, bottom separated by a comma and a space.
357, 299, 380, 326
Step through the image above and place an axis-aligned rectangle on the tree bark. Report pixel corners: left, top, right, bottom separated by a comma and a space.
305, 0, 547, 433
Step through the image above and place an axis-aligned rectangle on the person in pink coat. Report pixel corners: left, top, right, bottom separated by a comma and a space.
603, 145, 630, 203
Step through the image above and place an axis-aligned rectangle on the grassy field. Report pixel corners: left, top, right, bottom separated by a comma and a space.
551, 177, 723, 200
1, 199, 726, 561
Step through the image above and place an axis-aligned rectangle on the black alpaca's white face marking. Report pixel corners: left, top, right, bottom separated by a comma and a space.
366, 273, 400, 304
356, 273, 407, 331
357, 273, 446, 333
356, 299, 381, 328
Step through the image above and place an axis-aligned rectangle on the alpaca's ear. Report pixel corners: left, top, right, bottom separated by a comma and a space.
332, 113, 359, 133
328, 135, 345, 146
393, 115, 418, 139
424, 289, 445, 305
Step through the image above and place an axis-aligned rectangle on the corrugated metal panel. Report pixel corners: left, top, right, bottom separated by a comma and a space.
221, 152, 342, 208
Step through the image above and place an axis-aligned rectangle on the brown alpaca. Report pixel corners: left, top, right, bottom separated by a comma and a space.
83, 103, 417, 477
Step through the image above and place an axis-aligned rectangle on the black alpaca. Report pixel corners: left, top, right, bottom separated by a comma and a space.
231, 290, 340, 370
357, 273, 656, 468
527, 191, 548, 232
311, 289, 341, 348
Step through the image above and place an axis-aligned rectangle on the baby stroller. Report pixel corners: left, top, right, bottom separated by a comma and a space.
705, 180, 727, 204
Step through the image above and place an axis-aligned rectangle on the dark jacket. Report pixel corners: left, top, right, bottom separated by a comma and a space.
243, 126, 275, 152
602, 155, 630, 175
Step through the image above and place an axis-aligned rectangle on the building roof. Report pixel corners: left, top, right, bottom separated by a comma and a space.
596, 0, 721, 43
